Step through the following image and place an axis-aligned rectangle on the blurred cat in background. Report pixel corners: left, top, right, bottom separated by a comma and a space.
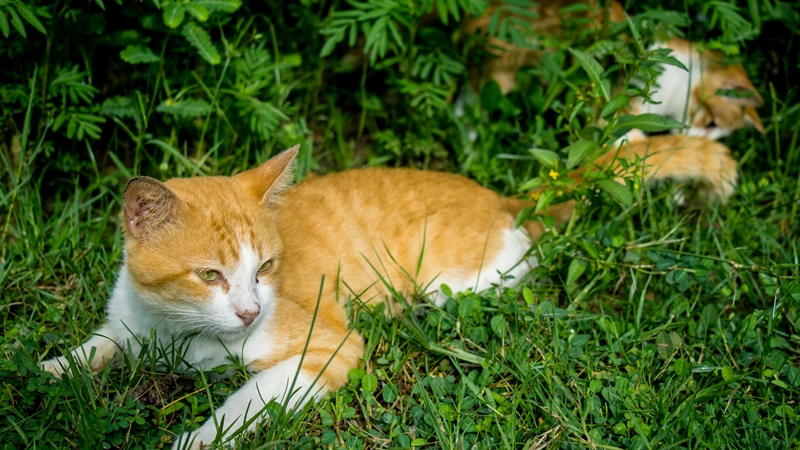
463, 0, 765, 139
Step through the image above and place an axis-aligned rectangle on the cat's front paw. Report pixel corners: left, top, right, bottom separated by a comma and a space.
41, 356, 70, 379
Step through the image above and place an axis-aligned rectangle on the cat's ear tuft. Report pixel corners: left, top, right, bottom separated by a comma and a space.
123, 176, 186, 239
236, 144, 299, 205
744, 105, 766, 134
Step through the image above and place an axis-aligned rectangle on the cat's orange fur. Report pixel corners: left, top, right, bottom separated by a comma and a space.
42, 136, 737, 448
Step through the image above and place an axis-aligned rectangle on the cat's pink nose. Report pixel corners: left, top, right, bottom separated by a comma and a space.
236, 307, 260, 326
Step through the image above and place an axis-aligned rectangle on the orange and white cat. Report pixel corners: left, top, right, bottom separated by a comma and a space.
463, 1, 765, 139
42, 136, 737, 449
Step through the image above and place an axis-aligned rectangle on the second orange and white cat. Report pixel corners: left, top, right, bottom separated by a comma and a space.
464, 0, 765, 139
42, 136, 737, 449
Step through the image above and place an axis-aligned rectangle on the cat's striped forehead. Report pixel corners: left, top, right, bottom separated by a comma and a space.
162, 175, 283, 268
204, 208, 269, 267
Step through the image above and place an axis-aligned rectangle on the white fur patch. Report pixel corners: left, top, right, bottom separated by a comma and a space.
429, 227, 537, 306
635, 45, 701, 124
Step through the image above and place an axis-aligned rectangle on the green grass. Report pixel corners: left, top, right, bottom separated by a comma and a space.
3, 118, 800, 449
2, 0, 800, 448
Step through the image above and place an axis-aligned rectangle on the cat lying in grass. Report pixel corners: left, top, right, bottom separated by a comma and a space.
42, 135, 737, 449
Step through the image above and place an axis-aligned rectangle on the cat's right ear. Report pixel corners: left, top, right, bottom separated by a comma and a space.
123, 177, 186, 239
744, 106, 766, 134
235, 144, 299, 205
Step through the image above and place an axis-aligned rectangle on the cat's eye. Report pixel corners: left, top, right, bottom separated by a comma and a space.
258, 260, 273, 273
198, 270, 220, 282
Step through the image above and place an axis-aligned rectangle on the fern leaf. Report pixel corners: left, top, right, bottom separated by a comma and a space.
157, 98, 213, 118
191, 0, 241, 13
120, 45, 160, 64
182, 22, 221, 65
163, 2, 185, 28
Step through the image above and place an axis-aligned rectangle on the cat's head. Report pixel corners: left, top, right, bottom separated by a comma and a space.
689, 50, 765, 138
121, 146, 298, 337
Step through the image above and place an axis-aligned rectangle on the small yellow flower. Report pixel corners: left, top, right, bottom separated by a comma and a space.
549, 169, 559, 180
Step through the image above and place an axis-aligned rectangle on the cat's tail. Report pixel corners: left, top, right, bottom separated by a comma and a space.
506, 135, 738, 239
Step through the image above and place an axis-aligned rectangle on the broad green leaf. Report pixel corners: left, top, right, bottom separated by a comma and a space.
163, 3, 185, 28
529, 148, 559, 168
8, 6, 26, 38
381, 383, 397, 403
673, 358, 690, 376
156, 98, 213, 117
490, 315, 506, 336
182, 22, 221, 65
700, 304, 718, 326
14, 2, 45, 35
0, 9, 9, 38
457, 297, 473, 318
566, 258, 587, 288
361, 373, 378, 393
597, 179, 632, 207
192, 0, 242, 13
348, 368, 366, 383
721, 366, 734, 382
656, 331, 673, 359
185, 4, 209, 22
120, 45, 160, 64
564, 139, 598, 169
568, 48, 610, 101
514, 205, 535, 229
600, 94, 630, 118
787, 365, 800, 387
613, 114, 684, 133
534, 188, 555, 214
95, 0, 106, 10
522, 287, 534, 305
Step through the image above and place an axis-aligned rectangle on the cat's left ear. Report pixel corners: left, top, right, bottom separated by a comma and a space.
235, 144, 299, 205
744, 105, 766, 134
123, 176, 187, 240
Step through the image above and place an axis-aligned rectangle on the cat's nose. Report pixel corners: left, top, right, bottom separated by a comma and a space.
236, 305, 260, 326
